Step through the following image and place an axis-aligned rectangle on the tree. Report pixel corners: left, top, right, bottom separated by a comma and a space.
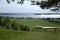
0, 16, 2, 25
5, 0, 60, 12
24, 25, 30, 31
11, 20, 19, 30
2, 17, 12, 29
20, 24, 30, 31
20, 24, 25, 31
39, 0, 60, 12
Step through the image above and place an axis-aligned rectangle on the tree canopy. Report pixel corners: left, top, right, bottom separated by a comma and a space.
6, 0, 25, 5
39, 0, 60, 12
5, 0, 60, 12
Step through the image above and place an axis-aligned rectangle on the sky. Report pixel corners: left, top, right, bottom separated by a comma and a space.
0, 0, 59, 13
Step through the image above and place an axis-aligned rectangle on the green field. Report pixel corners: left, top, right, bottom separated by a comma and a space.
0, 29, 60, 40
14, 18, 60, 27
0, 18, 60, 40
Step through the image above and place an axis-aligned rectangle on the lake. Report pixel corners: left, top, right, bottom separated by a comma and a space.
0, 13, 60, 18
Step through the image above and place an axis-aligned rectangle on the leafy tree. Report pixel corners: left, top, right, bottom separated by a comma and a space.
11, 20, 19, 30
20, 24, 25, 31
5, 23, 11, 29
2, 17, 12, 29
39, 0, 60, 12
5, 0, 60, 12
20, 24, 30, 31
24, 25, 30, 31
0, 16, 2, 25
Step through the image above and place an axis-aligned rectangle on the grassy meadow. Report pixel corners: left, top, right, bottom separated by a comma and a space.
0, 17, 60, 40
14, 18, 60, 27
0, 29, 60, 40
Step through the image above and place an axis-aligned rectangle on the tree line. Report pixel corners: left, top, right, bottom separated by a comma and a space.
0, 16, 30, 31
44, 18, 60, 24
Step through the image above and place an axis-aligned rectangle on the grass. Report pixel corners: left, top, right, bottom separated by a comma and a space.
14, 18, 60, 27
0, 29, 60, 40
0, 18, 60, 40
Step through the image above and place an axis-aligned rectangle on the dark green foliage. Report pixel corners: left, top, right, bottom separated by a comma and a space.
11, 20, 19, 30
20, 25, 25, 31
45, 18, 60, 24
0, 16, 2, 25
2, 17, 12, 29
0, 16, 30, 31
24, 25, 30, 31
20, 25, 30, 31
3, 17, 10, 25
40, 0, 59, 8
5, 23, 11, 29
1, 16, 60, 32
39, 0, 60, 12
5, 0, 60, 12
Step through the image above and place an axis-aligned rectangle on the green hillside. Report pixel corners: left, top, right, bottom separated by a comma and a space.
0, 17, 60, 40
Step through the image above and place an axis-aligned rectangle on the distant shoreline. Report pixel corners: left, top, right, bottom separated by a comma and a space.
0, 14, 60, 18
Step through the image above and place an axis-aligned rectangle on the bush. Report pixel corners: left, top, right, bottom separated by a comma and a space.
0, 16, 30, 31
20, 25, 25, 31
0, 16, 2, 25
11, 20, 19, 30
20, 25, 30, 31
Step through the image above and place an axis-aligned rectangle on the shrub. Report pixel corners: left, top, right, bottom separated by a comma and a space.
11, 20, 19, 30
20, 25, 30, 31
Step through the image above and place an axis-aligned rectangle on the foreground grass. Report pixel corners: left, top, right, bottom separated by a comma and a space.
0, 29, 60, 40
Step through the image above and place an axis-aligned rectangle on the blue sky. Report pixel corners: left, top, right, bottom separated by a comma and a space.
0, 0, 59, 13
